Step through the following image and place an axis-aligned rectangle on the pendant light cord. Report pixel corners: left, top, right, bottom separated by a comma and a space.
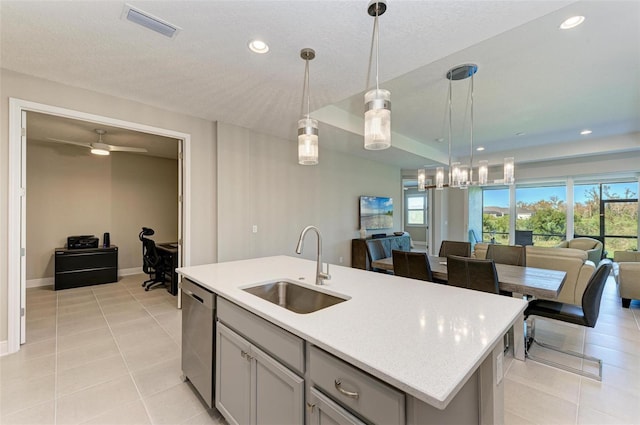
448, 76, 453, 184
469, 72, 474, 182
300, 58, 310, 119
365, 10, 380, 92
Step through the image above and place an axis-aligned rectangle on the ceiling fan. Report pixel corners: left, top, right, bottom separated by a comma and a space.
47, 129, 148, 156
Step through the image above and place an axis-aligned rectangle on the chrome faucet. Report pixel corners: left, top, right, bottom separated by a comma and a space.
295, 225, 331, 285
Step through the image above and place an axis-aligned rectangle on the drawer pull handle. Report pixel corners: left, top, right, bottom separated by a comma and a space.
241, 350, 253, 361
306, 402, 316, 413
334, 379, 359, 399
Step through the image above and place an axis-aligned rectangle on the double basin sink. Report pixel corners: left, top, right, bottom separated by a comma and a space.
243, 280, 348, 314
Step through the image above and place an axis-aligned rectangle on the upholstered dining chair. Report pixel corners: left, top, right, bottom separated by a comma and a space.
438, 240, 471, 258
366, 239, 388, 272
446, 255, 500, 294
524, 261, 613, 381
486, 244, 526, 266
392, 250, 433, 282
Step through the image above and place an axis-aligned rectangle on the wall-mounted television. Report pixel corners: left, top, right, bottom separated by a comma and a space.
359, 196, 393, 230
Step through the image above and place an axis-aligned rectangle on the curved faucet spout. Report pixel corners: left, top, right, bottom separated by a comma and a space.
296, 226, 331, 285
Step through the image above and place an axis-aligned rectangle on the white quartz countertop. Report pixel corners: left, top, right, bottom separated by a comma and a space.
177, 255, 527, 409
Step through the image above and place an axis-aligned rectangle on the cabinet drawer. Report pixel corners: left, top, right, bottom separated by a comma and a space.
309, 345, 405, 425
217, 298, 304, 375
55, 250, 117, 272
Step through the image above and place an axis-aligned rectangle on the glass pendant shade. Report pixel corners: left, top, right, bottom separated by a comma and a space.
298, 118, 319, 165
458, 164, 470, 189
504, 157, 515, 185
451, 162, 461, 187
364, 89, 391, 150
435, 167, 444, 190
417, 168, 426, 191
478, 160, 489, 185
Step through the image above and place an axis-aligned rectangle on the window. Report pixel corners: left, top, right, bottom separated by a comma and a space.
406, 195, 425, 225
482, 188, 510, 244
515, 185, 566, 247
574, 181, 638, 254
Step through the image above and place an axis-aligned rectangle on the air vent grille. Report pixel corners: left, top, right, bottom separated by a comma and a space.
122, 4, 181, 38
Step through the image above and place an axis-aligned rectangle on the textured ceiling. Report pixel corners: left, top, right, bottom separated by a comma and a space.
2, 1, 639, 168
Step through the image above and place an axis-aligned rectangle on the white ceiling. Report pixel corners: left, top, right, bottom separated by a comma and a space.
2, 1, 639, 168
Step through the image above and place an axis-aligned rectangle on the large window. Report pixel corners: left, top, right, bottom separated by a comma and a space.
515, 185, 566, 247
406, 194, 426, 225
574, 182, 638, 254
482, 188, 510, 244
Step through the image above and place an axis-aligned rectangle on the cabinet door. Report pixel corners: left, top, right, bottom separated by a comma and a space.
216, 323, 252, 425
253, 344, 304, 425
308, 387, 366, 425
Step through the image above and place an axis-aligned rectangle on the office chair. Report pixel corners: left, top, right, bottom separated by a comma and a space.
139, 227, 166, 291
524, 262, 612, 380
392, 250, 433, 282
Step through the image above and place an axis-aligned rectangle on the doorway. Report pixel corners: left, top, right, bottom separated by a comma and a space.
7, 98, 192, 354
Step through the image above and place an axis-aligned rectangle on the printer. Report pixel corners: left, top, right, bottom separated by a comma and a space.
67, 235, 99, 249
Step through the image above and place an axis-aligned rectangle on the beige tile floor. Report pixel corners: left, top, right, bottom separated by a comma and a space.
1, 273, 639, 424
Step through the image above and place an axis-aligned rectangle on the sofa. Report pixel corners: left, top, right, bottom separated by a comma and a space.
613, 251, 640, 308
556, 237, 603, 265
525, 246, 596, 306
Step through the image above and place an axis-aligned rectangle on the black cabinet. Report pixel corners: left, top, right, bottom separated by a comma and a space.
54, 246, 118, 290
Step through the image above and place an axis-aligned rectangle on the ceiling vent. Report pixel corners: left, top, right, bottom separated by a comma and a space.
121, 4, 181, 39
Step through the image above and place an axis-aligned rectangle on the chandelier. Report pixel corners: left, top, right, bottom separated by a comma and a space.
418, 64, 515, 191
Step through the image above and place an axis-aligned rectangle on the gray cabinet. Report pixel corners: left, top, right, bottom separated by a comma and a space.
309, 345, 405, 425
216, 322, 304, 425
308, 387, 365, 425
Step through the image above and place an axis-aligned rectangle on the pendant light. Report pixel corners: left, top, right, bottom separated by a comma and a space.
298, 48, 319, 165
364, 0, 391, 150
418, 168, 426, 191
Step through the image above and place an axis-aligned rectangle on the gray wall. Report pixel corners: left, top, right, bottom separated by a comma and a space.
26, 140, 178, 279
216, 122, 403, 265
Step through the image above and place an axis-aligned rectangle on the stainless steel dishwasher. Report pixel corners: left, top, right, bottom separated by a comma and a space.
181, 278, 215, 408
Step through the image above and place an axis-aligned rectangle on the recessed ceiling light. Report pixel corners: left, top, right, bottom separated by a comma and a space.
580, 129, 592, 135
560, 16, 585, 30
476, 146, 485, 151
435, 137, 444, 143
516, 132, 525, 137
248, 39, 269, 54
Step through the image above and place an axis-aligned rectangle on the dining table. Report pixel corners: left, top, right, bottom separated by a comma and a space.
371, 255, 567, 361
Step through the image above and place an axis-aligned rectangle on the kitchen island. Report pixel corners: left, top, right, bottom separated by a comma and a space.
178, 255, 527, 424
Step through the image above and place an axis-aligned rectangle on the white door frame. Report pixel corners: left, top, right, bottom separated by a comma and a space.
7, 98, 192, 354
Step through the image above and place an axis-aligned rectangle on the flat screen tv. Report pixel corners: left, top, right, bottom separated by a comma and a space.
360, 196, 393, 230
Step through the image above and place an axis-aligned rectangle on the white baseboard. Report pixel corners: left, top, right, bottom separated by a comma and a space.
119, 267, 143, 277
0, 340, 8, 357
27, 277, 54, 288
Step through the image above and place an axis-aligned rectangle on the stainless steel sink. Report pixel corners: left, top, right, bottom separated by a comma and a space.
243, 280, 348, 314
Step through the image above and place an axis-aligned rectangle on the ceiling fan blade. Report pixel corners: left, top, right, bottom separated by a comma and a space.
46, 137, 90, 148
107, 145, 148, 153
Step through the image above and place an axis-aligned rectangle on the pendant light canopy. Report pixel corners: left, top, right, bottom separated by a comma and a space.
298, 48, 318, 165
364, 0, 391, 150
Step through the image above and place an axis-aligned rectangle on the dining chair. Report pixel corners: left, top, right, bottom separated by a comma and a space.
446, 255, 499, 294
366, 239, 388, 272
514, 230, 534, 246
524, 261, 612, 380
486, 244, 526, 266
392, 250, 433, 282
438, 240, 471, 258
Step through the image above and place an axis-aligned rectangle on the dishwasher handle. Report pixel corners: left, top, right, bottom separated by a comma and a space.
184, 289, 204, 304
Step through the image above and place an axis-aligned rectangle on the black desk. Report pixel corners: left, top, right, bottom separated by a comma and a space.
157, 243, 179, 295
55, 246, 118, 290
